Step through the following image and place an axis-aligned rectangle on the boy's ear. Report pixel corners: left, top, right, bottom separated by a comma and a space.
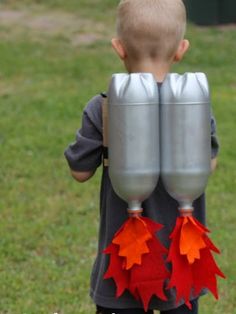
111, 38, 127, 60
174, 39, 190, 62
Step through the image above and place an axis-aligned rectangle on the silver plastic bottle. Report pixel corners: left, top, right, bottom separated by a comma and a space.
160, 73, 211, 211
108, 73, 159, 211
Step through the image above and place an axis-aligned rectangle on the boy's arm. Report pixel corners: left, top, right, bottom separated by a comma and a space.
211, 158, 217, 172
71, 169, 95, 182
210, 116, 219, 172
64, 95, 103, 181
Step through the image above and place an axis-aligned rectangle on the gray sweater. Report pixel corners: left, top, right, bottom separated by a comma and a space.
64, 93, 219, 311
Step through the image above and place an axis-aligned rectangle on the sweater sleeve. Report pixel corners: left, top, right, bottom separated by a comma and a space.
64, 95, 103, 171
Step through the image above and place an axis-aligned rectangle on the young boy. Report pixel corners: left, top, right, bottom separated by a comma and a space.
65, 0, 219, 313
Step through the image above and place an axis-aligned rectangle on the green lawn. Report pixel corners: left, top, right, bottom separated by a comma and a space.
0, 1, 235, 313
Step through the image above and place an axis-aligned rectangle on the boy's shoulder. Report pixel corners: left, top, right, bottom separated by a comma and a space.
85, 93, 104, 114
84, 93, 105, 118
83, 93, 105, 132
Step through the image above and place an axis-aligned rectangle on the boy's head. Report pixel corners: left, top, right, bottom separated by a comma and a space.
112, 0, 189, 70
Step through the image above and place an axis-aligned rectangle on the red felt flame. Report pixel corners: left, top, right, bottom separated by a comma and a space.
103, 216, 170, 311
129, 217, 170, 311
103, 243, 130, 297
167, 216, 225, 309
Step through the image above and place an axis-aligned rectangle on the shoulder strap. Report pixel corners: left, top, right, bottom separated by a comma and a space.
101, 93, 109, 167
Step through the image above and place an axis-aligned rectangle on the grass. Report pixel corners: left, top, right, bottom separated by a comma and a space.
0, 1, 236, 313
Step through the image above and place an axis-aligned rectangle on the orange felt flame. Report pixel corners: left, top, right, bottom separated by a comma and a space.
112, 216, 152, 269
180, 217, 207, 264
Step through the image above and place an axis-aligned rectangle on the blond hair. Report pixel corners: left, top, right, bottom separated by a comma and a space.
117, 0, 186, 61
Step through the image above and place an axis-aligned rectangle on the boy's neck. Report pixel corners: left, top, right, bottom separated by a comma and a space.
126, 59, 172, 83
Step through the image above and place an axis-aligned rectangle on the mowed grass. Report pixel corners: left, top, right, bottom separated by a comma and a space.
0, 1, 235, 313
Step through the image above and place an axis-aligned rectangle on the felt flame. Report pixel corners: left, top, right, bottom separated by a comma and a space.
112, 216, 152, 269
104, 216, 169, 311
180, 216, 207, 263
167, 216, 225, 309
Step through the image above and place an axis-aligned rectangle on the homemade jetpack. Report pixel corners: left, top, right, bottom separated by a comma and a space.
102, 73, 225, 311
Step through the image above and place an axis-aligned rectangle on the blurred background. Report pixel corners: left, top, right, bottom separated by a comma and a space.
0, 0, 235, 313
184, 0, 236, 26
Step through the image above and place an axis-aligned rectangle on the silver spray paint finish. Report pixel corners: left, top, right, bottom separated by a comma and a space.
160, 73, 211, 210
108, 73, 160, 211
